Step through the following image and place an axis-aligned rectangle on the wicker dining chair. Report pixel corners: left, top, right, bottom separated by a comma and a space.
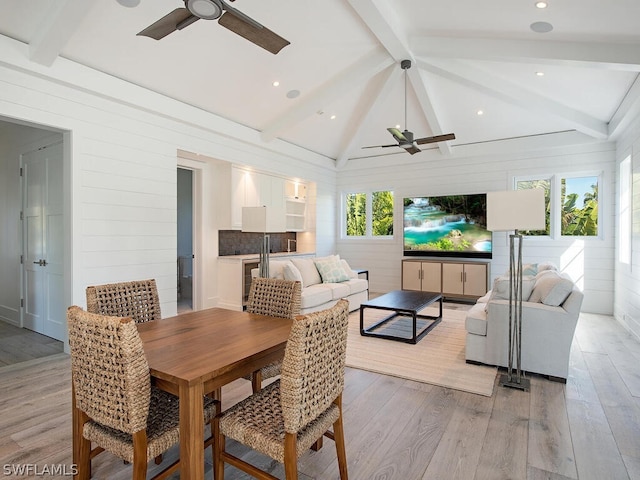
67, 306, 218, 480
244, 277, 302, 393
214, 299, 350, 480
86, 279, 161, 324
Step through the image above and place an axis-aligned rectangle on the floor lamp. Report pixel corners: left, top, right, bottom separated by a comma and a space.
242, 206, 286, 278
487, 188, 545, 391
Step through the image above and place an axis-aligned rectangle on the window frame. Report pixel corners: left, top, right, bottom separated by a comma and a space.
512, 170, 603, 240
619, 156, 632, 266
341, 189, 395, 240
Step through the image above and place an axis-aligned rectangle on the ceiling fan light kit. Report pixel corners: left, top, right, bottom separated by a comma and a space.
362, 59, 456, 155
187, 0, 223, 19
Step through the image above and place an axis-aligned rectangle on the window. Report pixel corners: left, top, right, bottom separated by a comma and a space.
516, 178, 551, 236
560, 175, 598, 236
619, 156, 631, 264
344, 190, 393, 237
515, 173, 600, 238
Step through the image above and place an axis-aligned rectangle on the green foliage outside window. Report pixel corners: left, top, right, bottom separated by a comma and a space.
372, 191, 394, 236
346, 190, 394, 237
346, 193, 366, 236
561, 177, 598, 236
516, 175, 598, 237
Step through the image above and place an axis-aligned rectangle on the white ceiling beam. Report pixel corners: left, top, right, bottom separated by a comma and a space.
407, 67, 453, 155
417, 58, 608, 140
29, 0, 97, 66
347, 0, 451, 155
411, 36, 640, 72
608, 74, 640, 138
346, 0, 410, 61
335, 64, 400, 169
260, 49, 393, 143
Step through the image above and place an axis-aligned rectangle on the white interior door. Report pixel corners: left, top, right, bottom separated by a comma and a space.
22, 142, 65, 340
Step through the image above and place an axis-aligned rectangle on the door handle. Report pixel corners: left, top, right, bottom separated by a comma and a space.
33, 259, 47, 266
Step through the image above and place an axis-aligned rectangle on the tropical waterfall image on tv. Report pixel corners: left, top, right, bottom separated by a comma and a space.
403, 194, 492, 258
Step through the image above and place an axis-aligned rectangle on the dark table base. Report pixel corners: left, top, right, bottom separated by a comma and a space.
359, 290, 443, 344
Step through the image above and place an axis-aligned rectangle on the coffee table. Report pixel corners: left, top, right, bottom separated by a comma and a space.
359, 290, 443, 344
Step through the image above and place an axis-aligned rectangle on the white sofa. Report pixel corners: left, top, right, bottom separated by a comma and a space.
256, 255, 368, 314
465, 264, 583, 381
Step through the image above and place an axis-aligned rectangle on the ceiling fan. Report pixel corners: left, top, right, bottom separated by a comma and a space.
363, 59, 455, 155
137, 0, 290, 55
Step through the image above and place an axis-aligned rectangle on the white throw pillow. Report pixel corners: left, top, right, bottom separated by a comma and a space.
340, 259, 358, 279
283, 262, 303, 285
490, 275, 535, 301
529, 272, 573, 306
537, 261, 558, 273
291, 257, 322, 288
314, 256, 350, 283
484, 275, 535, 312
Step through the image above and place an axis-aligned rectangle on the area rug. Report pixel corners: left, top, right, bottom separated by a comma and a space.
346, 305, 497, 396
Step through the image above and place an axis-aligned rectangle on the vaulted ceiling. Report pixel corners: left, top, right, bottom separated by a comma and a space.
1, 0, 639, 168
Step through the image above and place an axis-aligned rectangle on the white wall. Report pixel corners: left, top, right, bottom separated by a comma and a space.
0, 35, 336, 326
614, 113, 640, 340
336, 138, 617, 314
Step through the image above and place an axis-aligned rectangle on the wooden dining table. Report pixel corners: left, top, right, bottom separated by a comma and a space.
71, 307, 293, 480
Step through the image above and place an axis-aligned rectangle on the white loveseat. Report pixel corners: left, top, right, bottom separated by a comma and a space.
256, 255, 368, 314
465, 264, 583, 381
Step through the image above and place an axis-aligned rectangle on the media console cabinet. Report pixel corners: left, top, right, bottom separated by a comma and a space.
401, 259, 490, 302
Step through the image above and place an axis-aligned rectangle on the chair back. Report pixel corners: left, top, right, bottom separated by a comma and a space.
246, 277, 302, 319
86, 279, 161, 323
280, 299, 349, 433
67, 306, 151, 434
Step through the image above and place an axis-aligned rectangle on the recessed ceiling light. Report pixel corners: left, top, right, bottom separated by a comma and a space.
272, 81, 280, 87
286, 89, 300, 99
530, 21, 553, 33
330, 115, 336, 120
395, 124, 401, 129
535, 1, 548, 8
536, 71, 545, 76
477, 110, 484, 116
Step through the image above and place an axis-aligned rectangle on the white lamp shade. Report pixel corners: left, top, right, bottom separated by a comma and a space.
241, 206, 286, 233
487, 188, 545, 232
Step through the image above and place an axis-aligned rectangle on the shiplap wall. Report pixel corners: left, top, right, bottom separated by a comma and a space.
615, 113, 640, 340
336, 139, 617, 314
0, 36, 336, 323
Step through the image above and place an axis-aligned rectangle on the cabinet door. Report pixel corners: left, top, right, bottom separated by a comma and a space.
421, 262, 442, 292
231, 167, 246, 229
463, 263, 487, 296
442, 263, 464, 295
402, 261, 422, 291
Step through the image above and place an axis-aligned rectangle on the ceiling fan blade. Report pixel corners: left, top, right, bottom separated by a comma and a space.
387, 127, 407, 143
218, 10, 290, 54
414, 133, 456, 145
405, 145, 422, 155
137, 8, 197, 40
362, 144, 400, 149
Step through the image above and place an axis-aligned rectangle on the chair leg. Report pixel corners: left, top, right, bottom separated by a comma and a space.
251, 370, 263, 393
333, 397, 348, 480
213, 416, 225, 480
132, 430, 149, 480
283, 432, 298, 480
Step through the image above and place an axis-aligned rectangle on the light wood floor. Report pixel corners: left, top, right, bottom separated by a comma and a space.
1, 310, 639, 480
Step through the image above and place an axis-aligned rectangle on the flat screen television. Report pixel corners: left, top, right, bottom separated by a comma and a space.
403, 194, 492, 258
